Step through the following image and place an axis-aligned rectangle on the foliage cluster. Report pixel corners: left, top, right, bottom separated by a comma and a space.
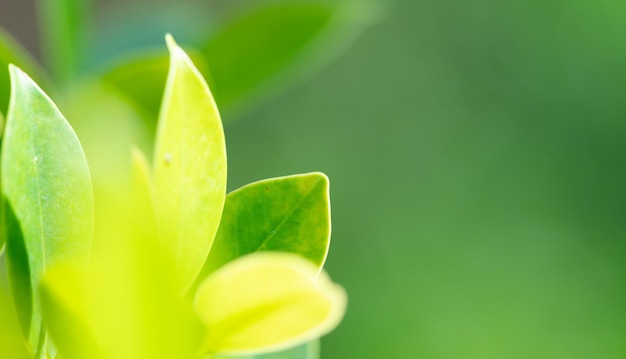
0, 1, 379, 358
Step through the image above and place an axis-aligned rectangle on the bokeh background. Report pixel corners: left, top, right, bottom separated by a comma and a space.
3, 0, 626, 358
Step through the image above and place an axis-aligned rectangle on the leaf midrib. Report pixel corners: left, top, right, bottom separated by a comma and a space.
255, 179, 321, 252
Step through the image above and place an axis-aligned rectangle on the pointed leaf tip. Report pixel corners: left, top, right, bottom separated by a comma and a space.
165, 34, 191, 65
197, 172, 332, 281
8, 64, 29, 92
165, 33, 176, 50
153, 34, 227, 294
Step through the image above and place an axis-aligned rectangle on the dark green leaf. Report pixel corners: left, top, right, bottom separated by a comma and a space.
199, 172, 331, 278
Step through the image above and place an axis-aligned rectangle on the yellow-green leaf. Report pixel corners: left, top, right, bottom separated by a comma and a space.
193, 252, 346, 355
100, 48, 211, 130
131, 147, 158, 242
40, 245, 204, 359
39, 265, 104, 359
62, 81, 154, 253
200, 173, 331, 278
152, 35, 227, 294
214, 341, 319, 359
2, 65, 93, 353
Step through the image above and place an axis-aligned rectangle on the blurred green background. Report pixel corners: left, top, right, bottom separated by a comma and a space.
3, 0, 626, 358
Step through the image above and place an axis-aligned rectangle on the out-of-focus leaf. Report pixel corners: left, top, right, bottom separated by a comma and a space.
0, 111, 4, 256
40, 265, 103, 359
64, 80, 153, 193
193, 252, 346, 356
99, 48, 210, 137
152, 35, 226, 294
99, 2, 379, 126
131, 147, 158, 243
62, 80, 153, 253
0, 27, 49, 114
41, 240, 204, 359
215, 341, 319, 359
91, 1, 213, 67
203, 2, 379, 115
2, 66, 93, 354
36, 0, 89, 83
199, 173, 331, 279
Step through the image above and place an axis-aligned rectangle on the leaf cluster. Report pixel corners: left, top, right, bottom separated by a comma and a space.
0, 1, 384, 357
0, 35, 347, 359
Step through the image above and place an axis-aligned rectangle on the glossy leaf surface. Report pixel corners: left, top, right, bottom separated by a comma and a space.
193, 253, 346, 355
152, 35, 226, 294
2, 66, 93, 353
201, 173, 331, 278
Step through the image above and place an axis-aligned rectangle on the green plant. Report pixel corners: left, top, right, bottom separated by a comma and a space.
0, 1, 384, 358
0, 34, 346, 359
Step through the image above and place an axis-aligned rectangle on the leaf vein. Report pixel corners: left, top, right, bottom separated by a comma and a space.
256, 179, 321, 252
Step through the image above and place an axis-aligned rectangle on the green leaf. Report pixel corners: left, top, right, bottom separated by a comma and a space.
0, 27, 49, 114
203, 2, 377, 114
2, 65, 93, 354
0, 111, 4, 256
99, 48, 211, 136
36, 0, 90, 83
39, 265, 103, 359
193, 252, 346, 356
152, 35, 226, 294
200, 173, 331, 279
61, 81, 154, 256
99, 2, 379, 127
131, 147, 158, 243
215, 341, 319, 359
